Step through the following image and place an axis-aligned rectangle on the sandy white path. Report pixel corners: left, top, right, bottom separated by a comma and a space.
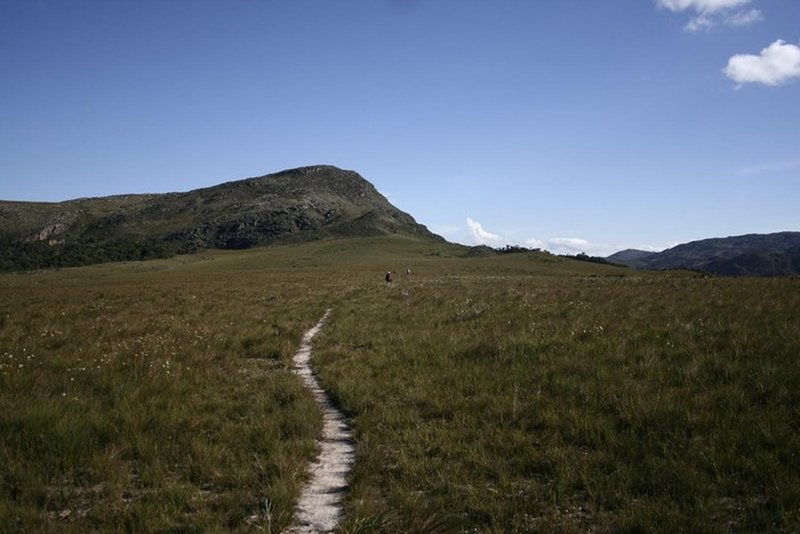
285, 309, 355, 534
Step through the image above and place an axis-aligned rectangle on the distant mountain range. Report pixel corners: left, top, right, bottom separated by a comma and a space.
607, 232, 800, 277
0, 165, 442, 271
4, 165, 797, 277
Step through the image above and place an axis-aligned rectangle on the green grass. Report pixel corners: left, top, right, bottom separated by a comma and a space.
315, 265, 800, 532
1, 236, 799, 531
0, 251, 336, 531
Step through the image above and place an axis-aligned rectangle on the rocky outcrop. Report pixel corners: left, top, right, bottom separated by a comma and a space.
34, 224, 67, 244
0, 165, 443, 270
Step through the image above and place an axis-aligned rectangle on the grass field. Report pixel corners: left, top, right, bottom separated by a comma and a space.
1, 236, 798, 532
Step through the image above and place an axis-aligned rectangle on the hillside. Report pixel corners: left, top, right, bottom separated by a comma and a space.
608, 232, 800, 276
0, 165, 442, 270
606, 249, 657, 269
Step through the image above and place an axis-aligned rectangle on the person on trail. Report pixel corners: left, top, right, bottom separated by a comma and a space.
385, 271, 393, 285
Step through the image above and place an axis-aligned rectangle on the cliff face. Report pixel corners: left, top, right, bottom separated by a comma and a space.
0, 165, 442, 270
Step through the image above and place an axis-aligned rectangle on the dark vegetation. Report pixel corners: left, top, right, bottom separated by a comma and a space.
0, 236, 176, 271
495, 245, 614, 266
562, 252, 614, 265
496, 245, 538, 255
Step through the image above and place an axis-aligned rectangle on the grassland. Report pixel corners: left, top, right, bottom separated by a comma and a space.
1, 236, 798, 532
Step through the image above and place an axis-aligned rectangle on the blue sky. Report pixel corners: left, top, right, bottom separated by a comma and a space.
1, 0, 798, 254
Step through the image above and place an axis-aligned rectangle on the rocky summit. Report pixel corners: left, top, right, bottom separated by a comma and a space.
0, 165, 442, 270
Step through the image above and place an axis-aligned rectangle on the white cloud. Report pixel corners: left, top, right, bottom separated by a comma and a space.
725, 40, 800, 86
461, 222, 659, 257
542, 237, 629, 257
655, 0, 762, 31
656, 0, 750, 11
736, 160, 800, 176
685, 12, 716, 31
466, 218, 504, 245
546, 237, 591, 255
724, 8, 763, 27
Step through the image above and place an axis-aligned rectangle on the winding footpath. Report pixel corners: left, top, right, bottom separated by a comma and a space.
285, 309, 355, 534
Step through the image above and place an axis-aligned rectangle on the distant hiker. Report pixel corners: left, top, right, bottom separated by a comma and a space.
385, 271, 393, 285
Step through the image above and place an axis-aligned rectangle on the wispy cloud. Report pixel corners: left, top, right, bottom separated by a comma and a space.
527, 236, 619, 256
466, 218, 504, 245
723, 8, 763, 27
458, 219, 672, 257
657, 0, 750, 10
460, 220, 671, 257
655, 0, 763, 32
725, 40, 800, 86
545, 237, 591, 255
736, 159, 800, 176
684, 11, 716, 31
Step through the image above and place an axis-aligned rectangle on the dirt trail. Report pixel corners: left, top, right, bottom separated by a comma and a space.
285, 309, 354, 534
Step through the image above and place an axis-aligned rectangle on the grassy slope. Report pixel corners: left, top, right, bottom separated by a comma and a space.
1, 236, 798, 532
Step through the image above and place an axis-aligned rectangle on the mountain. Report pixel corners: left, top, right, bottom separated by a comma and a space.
702, 248, 800, 277
0, 165, 442, 271
607, 232, 800, 276
606, 249, 657, 269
